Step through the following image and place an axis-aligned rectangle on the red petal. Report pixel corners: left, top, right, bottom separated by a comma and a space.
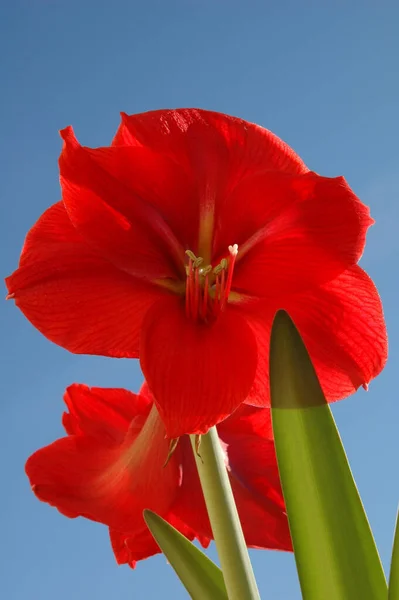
60, 127, 187, 277
113, 109, 308, 261
214, 171, 304, 259
110, 526, 161, 568
140, 297, 258, 436
6, 202, 162, 357
166, 438, 213, 543
26, 393, 181, 533
244, 265, 387, 406
62, 384, 151, 441
218, 402, 273, 439
244, 310, 273, 408
284, 265, 387, 399
226, 450, 291, 550
110, 514, 198, 569
233, 173, 373, 297
113, 109, 308, 177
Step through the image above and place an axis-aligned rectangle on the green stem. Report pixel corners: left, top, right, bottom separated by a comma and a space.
190, 427, 261, 600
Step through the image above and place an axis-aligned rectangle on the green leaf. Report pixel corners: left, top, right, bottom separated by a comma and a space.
270, 310, 387, 600
144, 510, 228, 600
389, 509, 399, 598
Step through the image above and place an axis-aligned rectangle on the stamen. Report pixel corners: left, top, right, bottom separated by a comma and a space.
201, 272, 209, 320
200, 265, 213, 276
211, 274, 219, 316
194, 268, 200, 320
185, 258, 193, 318
184, 245, 238, 322
163, 438, 180, 468
194, 434, 203, 462
220, 268, 226, 303
194, 257, 204, 268
185, 249, 198, 262
213, 258, 227, 275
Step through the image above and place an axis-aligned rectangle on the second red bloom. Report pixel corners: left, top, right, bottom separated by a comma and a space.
26, 383, 292, 567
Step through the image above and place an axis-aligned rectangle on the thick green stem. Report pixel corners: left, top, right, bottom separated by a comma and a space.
190, 427, 261, 600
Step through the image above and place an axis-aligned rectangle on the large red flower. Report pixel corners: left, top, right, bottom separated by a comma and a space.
7, 109, 387, 436
25, 383, 292, 568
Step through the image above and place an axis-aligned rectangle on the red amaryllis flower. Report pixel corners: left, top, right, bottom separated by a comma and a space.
25, 383, 292, 568
7, 109, 387, 436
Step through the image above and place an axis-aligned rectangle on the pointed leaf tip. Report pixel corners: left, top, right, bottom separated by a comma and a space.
144, 510, 228, 600
270, 309, 325, 409
389, 508, 399, 598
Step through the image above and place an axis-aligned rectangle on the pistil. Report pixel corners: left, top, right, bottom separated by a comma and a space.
221, 244, 238, 311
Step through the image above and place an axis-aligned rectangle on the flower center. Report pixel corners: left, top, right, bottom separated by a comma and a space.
185, 244, 238, 323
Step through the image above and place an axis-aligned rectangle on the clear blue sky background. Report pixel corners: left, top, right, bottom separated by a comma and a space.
1, 2, 398, 598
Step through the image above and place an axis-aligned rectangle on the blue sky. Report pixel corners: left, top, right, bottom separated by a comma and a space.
1, 1, 398, 598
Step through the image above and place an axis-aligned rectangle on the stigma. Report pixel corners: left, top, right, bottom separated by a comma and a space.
185, 244, 238, 322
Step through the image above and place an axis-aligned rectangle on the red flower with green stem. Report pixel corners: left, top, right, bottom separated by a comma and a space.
6, 109, 387, 436
25, 383, 292, 568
